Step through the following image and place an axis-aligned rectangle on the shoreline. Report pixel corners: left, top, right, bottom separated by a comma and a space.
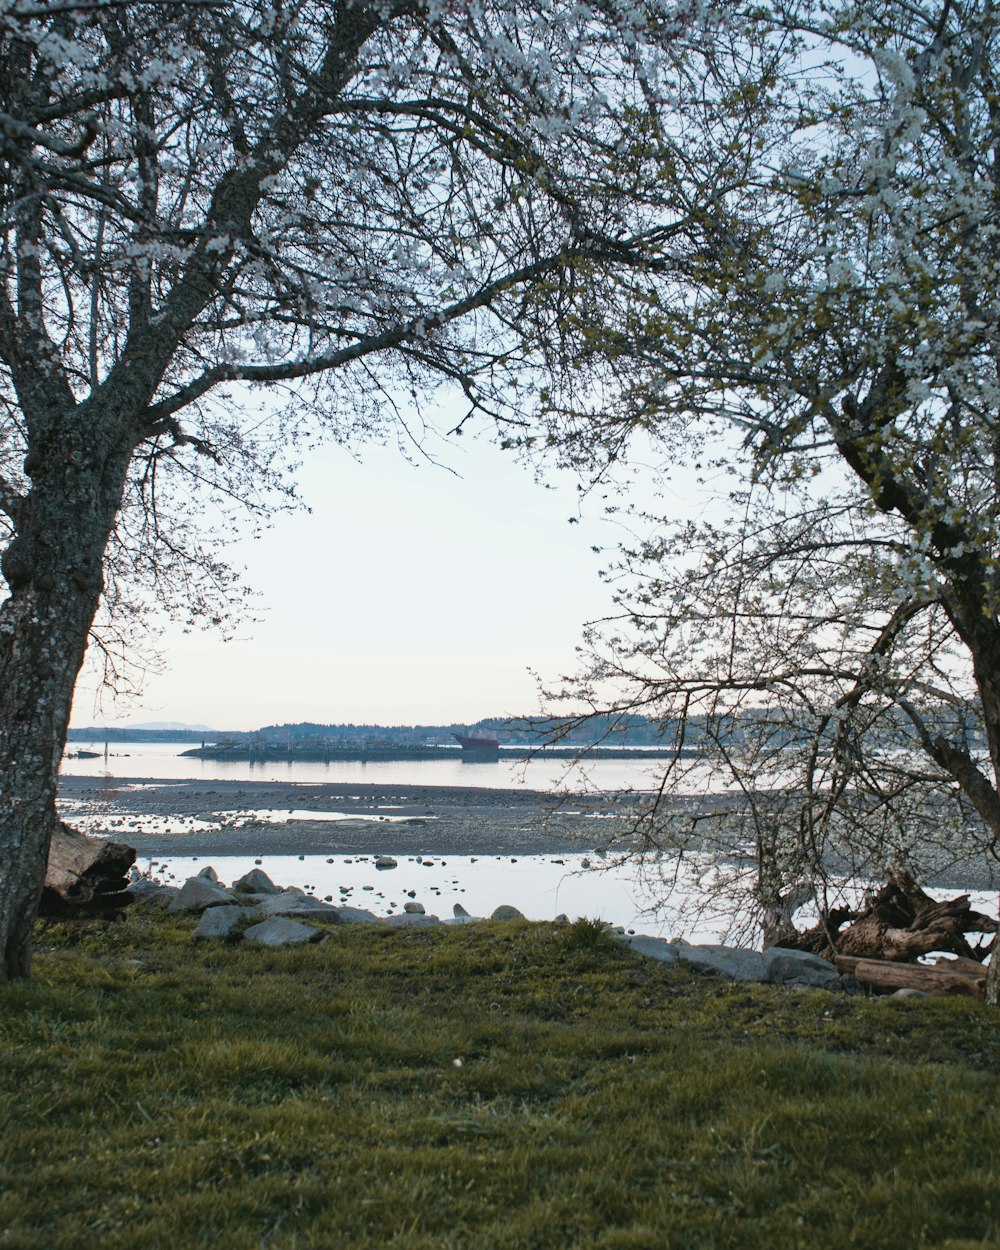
56, 774, 626, 857
56, 773, 1000, 893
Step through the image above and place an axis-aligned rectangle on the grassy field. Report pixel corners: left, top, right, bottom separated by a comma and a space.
1, 908, 999, 1250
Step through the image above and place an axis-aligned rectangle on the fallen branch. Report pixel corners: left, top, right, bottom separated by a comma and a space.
835, 954, 986, 999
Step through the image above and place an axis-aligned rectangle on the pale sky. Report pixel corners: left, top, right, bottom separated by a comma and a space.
70, 416, 689, 732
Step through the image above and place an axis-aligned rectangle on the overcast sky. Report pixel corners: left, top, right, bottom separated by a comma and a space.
69, 413, 695, 732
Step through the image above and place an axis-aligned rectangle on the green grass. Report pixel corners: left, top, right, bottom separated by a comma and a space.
2, 908, 999, 1250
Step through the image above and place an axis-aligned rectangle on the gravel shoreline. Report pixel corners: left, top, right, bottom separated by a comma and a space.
56, 773, 1000, 894
56, 774, 625, 857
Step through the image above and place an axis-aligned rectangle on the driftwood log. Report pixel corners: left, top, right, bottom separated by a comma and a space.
835, 954, 988, 998
40, 822, 135, 918
776, 869, 997, 965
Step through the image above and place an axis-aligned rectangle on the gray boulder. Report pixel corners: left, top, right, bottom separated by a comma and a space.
333, 905, 381, 924
382, 912, 441, 927
403, 901, 426, 914
375, 856, 398, 870
244, 916, 325, 947
491, 904, 525, 921
258, 889, 338, 917
195, 865, 220, 883
233, 868, 280, 895
763, 947, 841, 989
623, 936, 855, 991
626, 935, 680, 965
445, 903, 481, 924
193, 905, 258, 940
673, 944, 768, 982
128, 878, 169, 902
167, 877, 238, 912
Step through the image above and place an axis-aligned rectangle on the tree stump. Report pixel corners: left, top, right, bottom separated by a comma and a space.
40, 823, 136, 918
776, 869, 997, 965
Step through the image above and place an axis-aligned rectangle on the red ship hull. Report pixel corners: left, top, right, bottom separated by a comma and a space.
454, 734, 500, 752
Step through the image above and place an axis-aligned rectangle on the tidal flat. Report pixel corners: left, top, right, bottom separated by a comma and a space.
56, 775, 624, 858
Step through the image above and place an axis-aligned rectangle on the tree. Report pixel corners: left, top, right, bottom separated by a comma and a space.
0, 0, 734, 980
533, 1, 1000, 997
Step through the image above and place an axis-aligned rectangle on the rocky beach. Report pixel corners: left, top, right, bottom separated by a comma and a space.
56, 774, 627, 859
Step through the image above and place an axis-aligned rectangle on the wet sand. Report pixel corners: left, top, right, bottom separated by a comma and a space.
56, 774, 629, 857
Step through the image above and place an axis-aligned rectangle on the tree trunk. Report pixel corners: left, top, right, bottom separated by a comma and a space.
944, 613, 1000, 1006
0, 440, 131, 982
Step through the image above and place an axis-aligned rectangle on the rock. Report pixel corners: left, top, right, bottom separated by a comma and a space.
891, 987, 930, 1000
193, 905, 257, 939
128, 878, 172, 903
243, 917, 325, 947
673, 944, 767, 982
375, 856, 398, 870
167, 877, 238, 913
195, 865, 219, 883
259, 890, 339, 918
233, 868, 280, 895
382, 912, 441, 927
333, 906, 381, 924
491, 904, 524, 921
763, 947, 841, 989
453, 903, 470, 918
403, 901, 426, 914
623, 937, 858, 990
626, 935, 680, 965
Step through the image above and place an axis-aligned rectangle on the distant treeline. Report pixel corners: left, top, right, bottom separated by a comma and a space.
67, 728, 213, 743
68, 708, 986, 751
67, 714, 680, 747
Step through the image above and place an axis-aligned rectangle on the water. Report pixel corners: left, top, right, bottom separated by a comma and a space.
138, 850, 1000, 950
67, 741, 999, 947
138, 850, 751, 942
61, 740, 669, 792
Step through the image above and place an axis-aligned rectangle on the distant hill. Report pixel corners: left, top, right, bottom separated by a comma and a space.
67, 725, 224, 743
68, 715, 682, 746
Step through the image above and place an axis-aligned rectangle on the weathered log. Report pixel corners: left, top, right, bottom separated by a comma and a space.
835, 954, 986, 998
40, 823, 135, 918
777, 869, 997, 964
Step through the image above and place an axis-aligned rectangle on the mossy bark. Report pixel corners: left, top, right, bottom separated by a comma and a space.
0, 441, 129, 981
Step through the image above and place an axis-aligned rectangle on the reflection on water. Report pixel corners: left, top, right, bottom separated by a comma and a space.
140, 849, 1000, 951
61, 741, 670, 792
140, 851, 743, 942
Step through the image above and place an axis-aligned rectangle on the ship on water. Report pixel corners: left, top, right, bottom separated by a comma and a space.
453, 732, 500, 754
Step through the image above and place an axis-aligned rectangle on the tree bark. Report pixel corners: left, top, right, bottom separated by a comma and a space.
0, 439, 132, 981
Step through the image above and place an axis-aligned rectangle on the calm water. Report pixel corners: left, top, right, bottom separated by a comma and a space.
139, 851, 737, 940
61, 740, 670, 792
137, 850, 999, 947
64, 743, 998, 945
